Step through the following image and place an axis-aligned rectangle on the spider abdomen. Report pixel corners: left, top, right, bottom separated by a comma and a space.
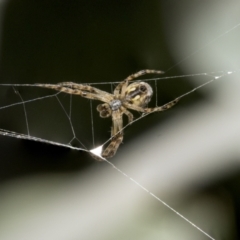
125, 82, 153, 107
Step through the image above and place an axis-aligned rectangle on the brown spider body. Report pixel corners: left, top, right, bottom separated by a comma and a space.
35, 70, 179, 159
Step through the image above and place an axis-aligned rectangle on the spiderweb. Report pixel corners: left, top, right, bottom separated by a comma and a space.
0, 63, 238, 238
1, 2, 240, 240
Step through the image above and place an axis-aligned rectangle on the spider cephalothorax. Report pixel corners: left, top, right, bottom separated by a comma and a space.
36, 69, 179, 159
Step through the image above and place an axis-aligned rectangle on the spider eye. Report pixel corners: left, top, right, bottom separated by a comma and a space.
140, 85, 147, 92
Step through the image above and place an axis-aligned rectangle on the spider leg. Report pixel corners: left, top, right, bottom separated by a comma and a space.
60, 82, 113, 100
114, 69, 164, 97
35, 83, 113, 102
121, 107, 133, 123
102, 110, 123, 158
124, 98, 179, 113
124, 69, 164, 82
144, 98, 179, 113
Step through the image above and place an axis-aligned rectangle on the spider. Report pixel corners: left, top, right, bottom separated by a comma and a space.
35, 70, 179, 159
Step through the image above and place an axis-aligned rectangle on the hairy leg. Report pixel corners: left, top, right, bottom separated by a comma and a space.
35, 83, 113, 102
102, 110, 123, 158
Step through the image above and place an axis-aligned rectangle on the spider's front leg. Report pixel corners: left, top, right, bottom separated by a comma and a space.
95, 105, 132, 159
34, 83, 113, 103
102, 131, 123, 159
102, 110, 124, 159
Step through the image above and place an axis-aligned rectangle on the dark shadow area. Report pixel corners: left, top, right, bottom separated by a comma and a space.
201, 168, 240, 240
0, 135, 94, 182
